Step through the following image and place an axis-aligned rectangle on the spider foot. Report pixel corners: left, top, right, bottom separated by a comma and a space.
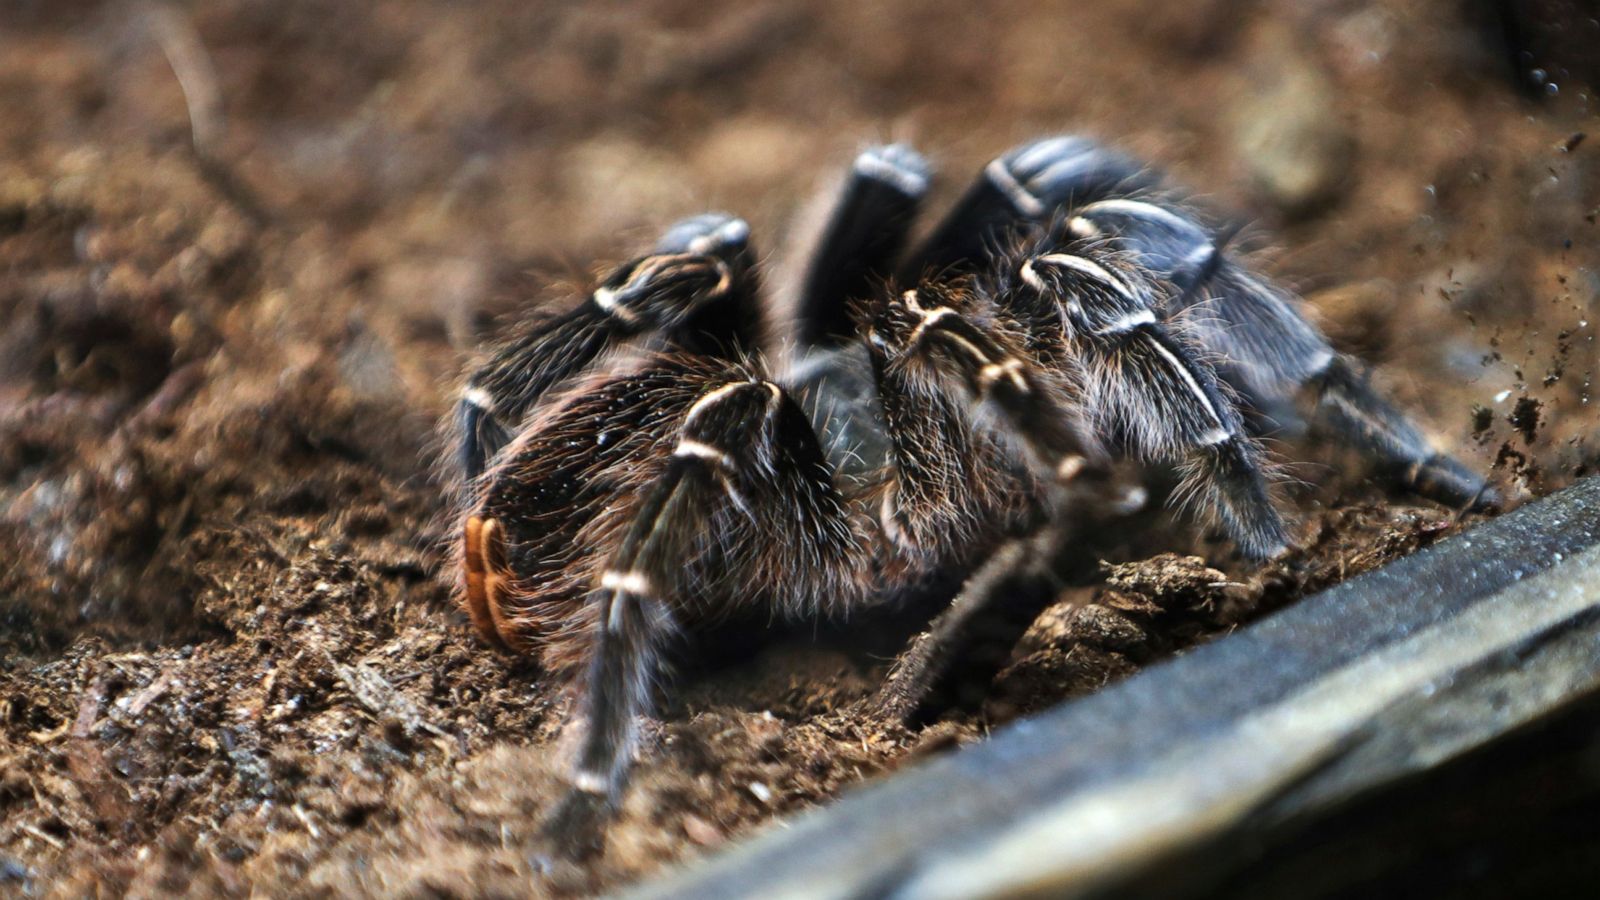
1404, 453, 1502, 512
540, 787, 614, 860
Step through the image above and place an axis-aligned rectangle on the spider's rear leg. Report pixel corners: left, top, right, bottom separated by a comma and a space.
902, 136, 1154, 280
791, 144, 931, 349
1018, 249, 1290, 559
1069, 199, 1495, 509
456, 214, 756, 480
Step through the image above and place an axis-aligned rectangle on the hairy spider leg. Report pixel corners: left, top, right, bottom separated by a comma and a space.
1306, 357, 1497, 508
884, 286, 1102, 477
531, 371, 864, 845
1070, 198, 1496, 510
859, 283, 1120, 569
860, 284, 1139, 723
1068, 199, 1335, 407
455, 215, 756, 480
792, 144, 931, 349
1017, 248, 1290, 559
901, 135, 1154, 281
655, 212, 768, 358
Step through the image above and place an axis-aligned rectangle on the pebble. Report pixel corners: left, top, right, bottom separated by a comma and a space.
1232, 62, 1353, 219
682, 814, 724, 846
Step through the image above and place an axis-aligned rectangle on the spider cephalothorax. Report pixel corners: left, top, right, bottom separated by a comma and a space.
446, 136, 1493, 843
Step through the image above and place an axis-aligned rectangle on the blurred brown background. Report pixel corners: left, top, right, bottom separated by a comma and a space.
1, 0, 1596, 895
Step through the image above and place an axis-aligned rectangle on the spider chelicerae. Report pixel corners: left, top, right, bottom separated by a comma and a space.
446, 136, 1493, 844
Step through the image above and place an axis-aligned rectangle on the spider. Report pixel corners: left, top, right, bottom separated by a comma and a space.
447, 136, 1493, 845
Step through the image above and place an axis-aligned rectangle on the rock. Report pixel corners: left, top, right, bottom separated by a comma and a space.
682, 813, 724, 847
1232, 60, 1354, 219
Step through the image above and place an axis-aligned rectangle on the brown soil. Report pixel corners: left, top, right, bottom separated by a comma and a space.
1, 1, 1596, 896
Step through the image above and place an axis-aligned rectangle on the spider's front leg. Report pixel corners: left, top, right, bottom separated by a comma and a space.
901, 136, 1154, 281
858, 283, 1140, 720
1301, 355, 1495, 507
1014, 246, 1291, 560
873, 285, 1103, 479
859, 281, 1130, 576
1068, 198, 1496, 509
455, 213, 757, 481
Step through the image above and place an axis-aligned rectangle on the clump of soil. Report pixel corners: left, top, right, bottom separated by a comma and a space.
2, 0, 1596, 896
1509, 395, 1544, 445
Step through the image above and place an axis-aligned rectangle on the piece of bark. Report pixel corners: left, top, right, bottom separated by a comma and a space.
631, 476, 1600, 899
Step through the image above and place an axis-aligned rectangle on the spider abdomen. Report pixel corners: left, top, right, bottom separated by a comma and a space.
460, 354, 870, 669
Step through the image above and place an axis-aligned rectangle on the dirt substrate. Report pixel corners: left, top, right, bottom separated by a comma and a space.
2, 1, 1597, 896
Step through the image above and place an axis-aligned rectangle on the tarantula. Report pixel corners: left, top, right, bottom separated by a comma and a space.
447, 136, 1492, 843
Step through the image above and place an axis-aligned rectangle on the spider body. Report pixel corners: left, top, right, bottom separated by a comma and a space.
447, 137, 1492, 841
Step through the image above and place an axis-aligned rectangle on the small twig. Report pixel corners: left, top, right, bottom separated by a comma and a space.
119, 669, 176, 720
292, 804, 322, 839
20, 823, 65, 851
330, 656, 452, 741
72, 673, 108, 739
142, 0, 272, 225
